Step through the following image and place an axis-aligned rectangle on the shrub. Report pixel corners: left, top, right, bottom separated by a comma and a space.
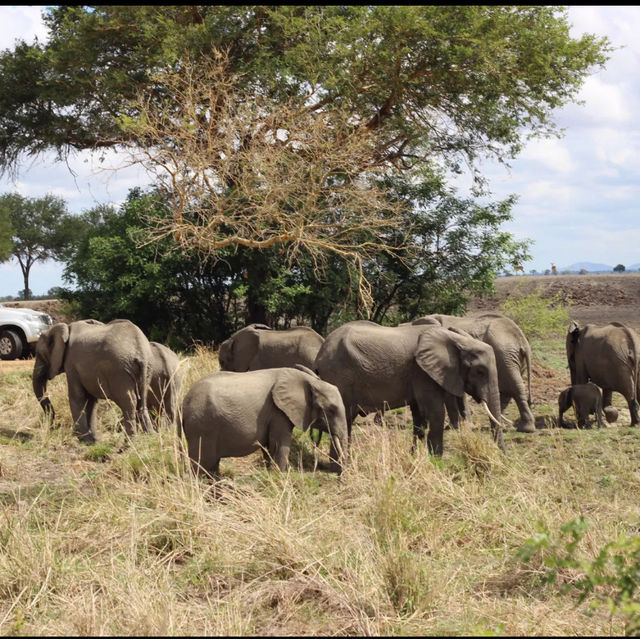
518, 517, 640, 635
500, 289, 571, 339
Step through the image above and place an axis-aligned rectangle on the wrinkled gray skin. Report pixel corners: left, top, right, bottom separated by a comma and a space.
314, 321, 504, 456
179, 367, 348, 476
32, 319, 154, 443
148, 342, 184, 424
558, 382, 604, 429
412, 313, 535, 433
567, 321, 640, 426
218, 324, 325, 372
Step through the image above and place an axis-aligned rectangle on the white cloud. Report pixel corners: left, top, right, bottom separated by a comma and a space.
0, 6, 48, 50
519, 138, 576, 174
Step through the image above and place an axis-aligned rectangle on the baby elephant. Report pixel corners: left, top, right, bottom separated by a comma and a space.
179, 367, 348, 477
558, 382, 605, 429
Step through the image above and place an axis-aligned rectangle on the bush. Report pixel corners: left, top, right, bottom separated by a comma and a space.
500, 289, 571, 339
518, 517, 640, 635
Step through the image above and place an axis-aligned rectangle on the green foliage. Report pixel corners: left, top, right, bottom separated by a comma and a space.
0, 204, 12, 261
61, 189, 242, 348
85, 442, 114, 463
0, 6, 611, 180
368, 174, 531, 322
614, 264, 626, 273
500, 289, 571, 339
519, 517, 640, 635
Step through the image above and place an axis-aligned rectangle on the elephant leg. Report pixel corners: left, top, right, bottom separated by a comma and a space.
410, 401, 425, 454
628, 397, 640, 427
267, 418, 292, 472
67, 379, 97, 444
602, 389, 613, 408
445, 394, 461, 430
503, 388, 536, 433
187, 435, 219, 478
425, 402, 445, 457
118, 392, 137, 438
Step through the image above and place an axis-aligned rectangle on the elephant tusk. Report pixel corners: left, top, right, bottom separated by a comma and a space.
333, 434, 344, 460
481, 401, 503, 427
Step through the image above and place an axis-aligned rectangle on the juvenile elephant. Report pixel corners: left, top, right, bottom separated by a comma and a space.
148, 341, 184, 424
32, 319, 154, 443
179, 366, 348, 476
314, 321, 505, 456
218, 324, 324, 372
412, 313, 535, 433
567, 321, 640, 426
558, 382, 605, 429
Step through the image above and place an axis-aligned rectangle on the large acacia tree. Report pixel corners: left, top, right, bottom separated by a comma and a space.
0, 6, 611, 316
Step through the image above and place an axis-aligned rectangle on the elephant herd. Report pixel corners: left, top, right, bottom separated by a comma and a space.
26, 313, 640, 478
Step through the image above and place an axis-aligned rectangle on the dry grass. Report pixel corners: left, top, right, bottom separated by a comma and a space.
0, 342, 638, 635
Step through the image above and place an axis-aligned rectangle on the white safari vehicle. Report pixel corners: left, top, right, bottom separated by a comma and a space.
0, 303, 54, 360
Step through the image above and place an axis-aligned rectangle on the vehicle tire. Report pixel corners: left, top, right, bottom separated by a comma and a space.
0, 329, 24, 360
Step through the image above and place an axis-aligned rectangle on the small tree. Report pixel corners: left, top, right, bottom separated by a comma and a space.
0, 204, 12, 261
0, 193, 83, 299
613, 264, 625, 273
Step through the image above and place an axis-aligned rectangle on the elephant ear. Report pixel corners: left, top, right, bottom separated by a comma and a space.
568, 321, 580, 339
271, 369, 312, 431
412, 316, 441, 327
46, 323, 70, 379
294, 364, 319, 379
247, 323, 272, 331
415, 328, 465, 397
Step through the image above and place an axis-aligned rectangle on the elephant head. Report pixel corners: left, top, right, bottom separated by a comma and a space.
415, 326, 504, 444
557, 387, 574, 428
271, 369, 348, 472
32, 322, 70, 421
218, 324, 272, 371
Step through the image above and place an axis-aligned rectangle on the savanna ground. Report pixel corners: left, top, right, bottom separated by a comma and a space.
1, 274, 640, 635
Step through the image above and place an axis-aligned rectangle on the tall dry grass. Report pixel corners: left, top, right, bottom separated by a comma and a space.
0, 345, 638, 635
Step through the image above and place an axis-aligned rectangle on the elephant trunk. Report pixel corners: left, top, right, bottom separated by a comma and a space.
33, 359, 55, 422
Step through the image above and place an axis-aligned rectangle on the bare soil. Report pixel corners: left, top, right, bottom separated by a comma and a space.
468, 272, 640, 332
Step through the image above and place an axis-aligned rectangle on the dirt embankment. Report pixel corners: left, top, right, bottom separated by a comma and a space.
2, 299, 67, 324
468, 273, 640, 332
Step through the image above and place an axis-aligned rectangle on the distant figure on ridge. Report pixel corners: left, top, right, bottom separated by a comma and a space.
551, 263, 557, 275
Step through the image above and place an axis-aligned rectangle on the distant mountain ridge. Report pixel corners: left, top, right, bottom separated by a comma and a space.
560, 262, 613, 272
558, 262, 640, 272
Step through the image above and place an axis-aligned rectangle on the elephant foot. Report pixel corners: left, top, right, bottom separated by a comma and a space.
515, 420, 536, 433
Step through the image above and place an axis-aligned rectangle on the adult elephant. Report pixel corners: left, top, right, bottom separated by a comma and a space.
314, 321, 505, 456
566, 321, 640, 426
179, 366, 348, 476
148, 341, 184, 424
412, 313, 535, 433
218, 324, 324, 372
32, 319, 154, 443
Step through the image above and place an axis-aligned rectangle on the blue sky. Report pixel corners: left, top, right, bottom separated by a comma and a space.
1, 5, 639, 295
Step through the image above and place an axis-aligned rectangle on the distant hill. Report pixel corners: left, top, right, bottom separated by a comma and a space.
559, 262, 612, 273
627, 263, 640, 271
